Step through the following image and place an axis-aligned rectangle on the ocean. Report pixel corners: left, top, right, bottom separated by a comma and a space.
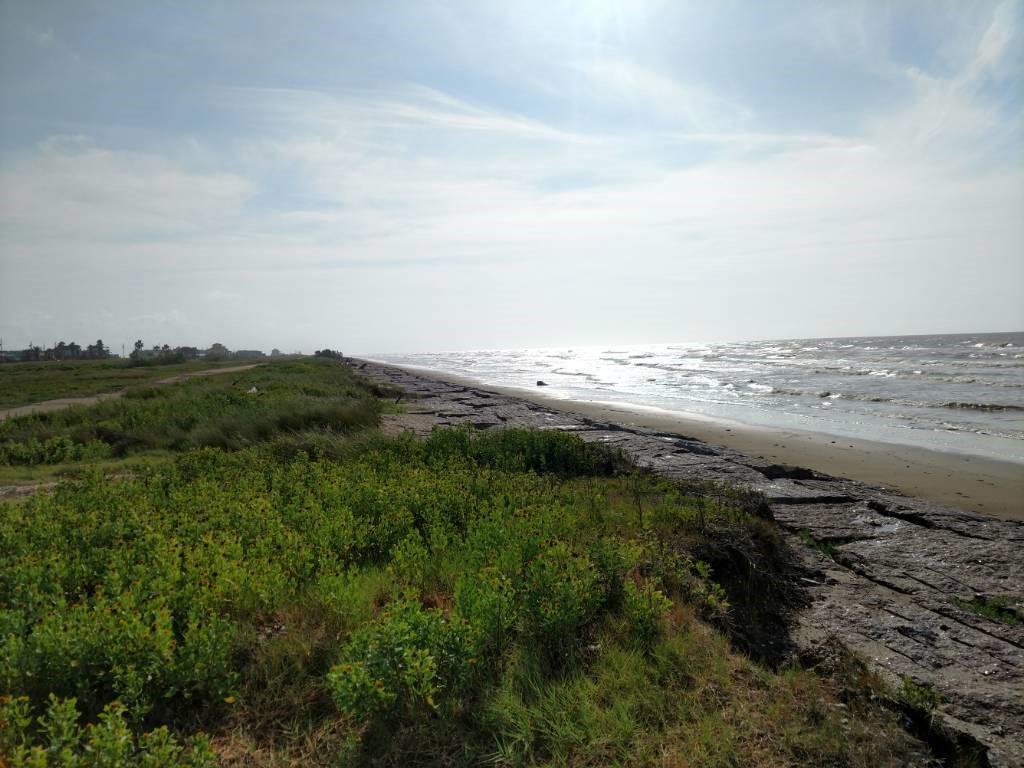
372, 332, 1024, 464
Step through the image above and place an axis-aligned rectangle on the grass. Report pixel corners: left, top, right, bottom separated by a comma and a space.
0, 361, 935, 767
0, 359, 386, 472
0, 452, 175, 488
0, 358, 247, 410
795, 529, 858, 562
952, 595, 1022, 627
897, 676, 942, 713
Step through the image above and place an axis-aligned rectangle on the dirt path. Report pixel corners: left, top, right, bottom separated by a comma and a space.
0, 481, 59, 500
0, 364, 262, 422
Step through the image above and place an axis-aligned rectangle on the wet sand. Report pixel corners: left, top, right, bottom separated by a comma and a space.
392, 365, 1024, 522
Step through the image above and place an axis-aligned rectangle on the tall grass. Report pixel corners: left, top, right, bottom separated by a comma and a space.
0, 359, 382, 465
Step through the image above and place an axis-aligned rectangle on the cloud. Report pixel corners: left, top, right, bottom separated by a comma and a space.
574, 57, 752, 132
0, 1, 1020, 351
865, 1, 1021, 165
971, 0, 1017, 78
0, 139, 253, 244
205, 288, 243, 302
221, 84, 599, 145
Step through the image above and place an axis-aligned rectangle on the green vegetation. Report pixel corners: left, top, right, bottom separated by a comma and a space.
0, 453, 176, 490
0, 360, 383, 469
952, 595, 1022, 627
897, 676, 942, 714
0, 361, 930, 766
0, 359, 244, 410
1, 695, 215, 766
795, 529, 858, 562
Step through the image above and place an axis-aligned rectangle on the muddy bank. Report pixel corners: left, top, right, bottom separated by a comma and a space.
356, 358, 1024, 768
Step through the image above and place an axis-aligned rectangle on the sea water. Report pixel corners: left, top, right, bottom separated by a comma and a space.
373, 333, 1024, 464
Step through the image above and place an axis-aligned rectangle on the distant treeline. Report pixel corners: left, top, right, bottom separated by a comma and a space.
127, 340, 271, 366
2, 339, 113, 363
313, 348, 345, 360
0, 341, 327, 364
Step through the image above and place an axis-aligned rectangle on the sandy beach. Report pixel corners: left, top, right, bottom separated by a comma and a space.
390, 365, 1024, 522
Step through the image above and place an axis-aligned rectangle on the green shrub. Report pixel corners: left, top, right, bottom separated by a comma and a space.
327, 600, 475, 721
10, 591, 236, 721
455, 567, 517, 661
0, 436, 110, 466
421, 425, 627, 477
520, 542, 601, 667
589, 536, 643, 611
124, 386, 165, 400
640, 532, 729, 619
0, 694, 215, 767
897, 675, 941, 713
622, 579, 672, 651
470, 427, 628, 476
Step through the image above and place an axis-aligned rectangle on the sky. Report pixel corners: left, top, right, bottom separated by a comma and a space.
1, 1, 1022, 355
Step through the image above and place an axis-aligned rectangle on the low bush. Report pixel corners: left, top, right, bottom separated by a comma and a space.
0, 436, 110, 466
0, 694, 215, 767
454, 567, 517, 662
519, 541, 602, 666
622, 578, 673, 651
327, 601, 475, 721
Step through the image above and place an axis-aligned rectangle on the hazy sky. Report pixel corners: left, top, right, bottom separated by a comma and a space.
1, 1, 1022, 354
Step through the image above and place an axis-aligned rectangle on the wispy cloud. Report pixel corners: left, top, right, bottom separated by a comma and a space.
865, 2, 1020, 167
221, 84, 600, 144
573, 57, 752, 132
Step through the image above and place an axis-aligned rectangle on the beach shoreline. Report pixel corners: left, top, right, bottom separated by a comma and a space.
383, 362, 1024, 521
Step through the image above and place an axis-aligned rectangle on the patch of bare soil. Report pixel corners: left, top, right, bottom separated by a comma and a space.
380, 412, 442, 438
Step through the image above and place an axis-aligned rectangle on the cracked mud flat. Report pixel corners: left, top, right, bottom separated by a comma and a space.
360, 359, 1024, 767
